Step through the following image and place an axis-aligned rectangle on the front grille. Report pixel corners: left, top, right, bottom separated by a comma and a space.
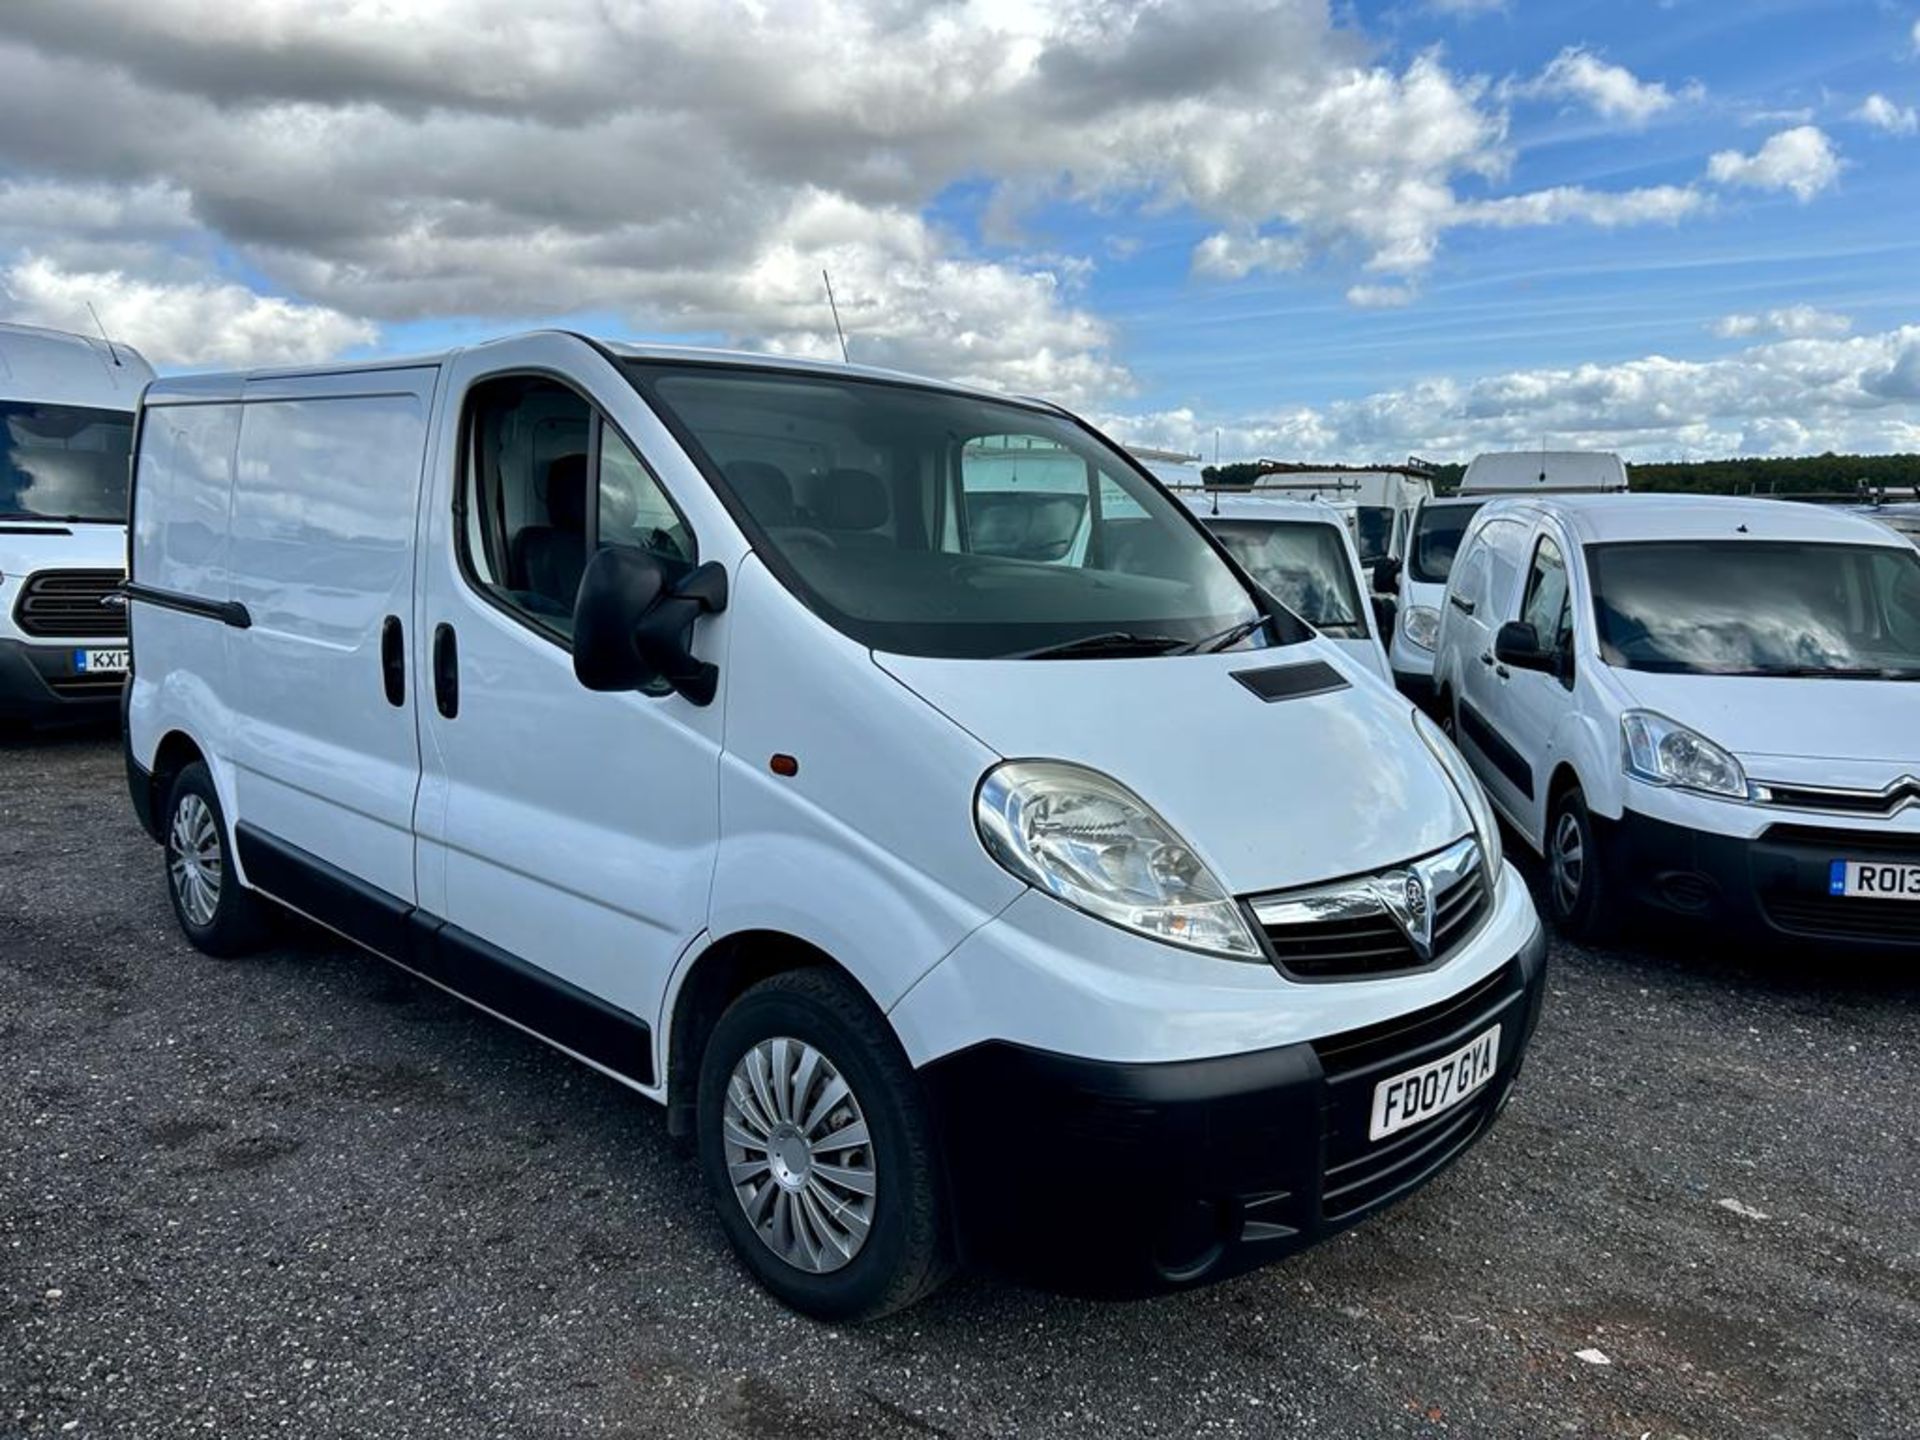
1313, 960, 1524, 1222
1756, 779, 1920, 819
1762, 893, 1920, 944
1252, 840, 1489, 980
12, 569, 126, 639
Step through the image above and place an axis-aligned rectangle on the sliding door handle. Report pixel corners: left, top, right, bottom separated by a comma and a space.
380, 615, 406, 706
432, 622, 459, 719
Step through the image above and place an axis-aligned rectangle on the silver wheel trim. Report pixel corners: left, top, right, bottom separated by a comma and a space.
1551, 809, 1584, 916
723, 1036, 877, 1275
168, 793, 223, 929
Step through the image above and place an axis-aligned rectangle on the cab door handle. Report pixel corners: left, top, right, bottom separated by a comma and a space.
1450, 594, 1476, 615
432, 622, 459, 719
380, 615, 405, 706
1478, 651, 1494, 667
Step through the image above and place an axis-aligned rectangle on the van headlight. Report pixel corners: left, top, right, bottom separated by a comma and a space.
1621, 711, 1748, 798
1402, 604, 1440, 651
975, 760, 1262, 959
1414, 710, 1502, 883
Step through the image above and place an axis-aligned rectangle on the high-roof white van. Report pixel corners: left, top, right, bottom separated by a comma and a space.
1432, 494, 1919, 948
124, 333, 1544, 1319
1457, 450, 1628, 495
0, 322, 154, 726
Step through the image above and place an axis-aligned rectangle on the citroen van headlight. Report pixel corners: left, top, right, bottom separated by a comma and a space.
1621, 711, 1747, 799
975, 760, 1262, 959
1403, 604, 1440, 651
1414, 710, 1503, 882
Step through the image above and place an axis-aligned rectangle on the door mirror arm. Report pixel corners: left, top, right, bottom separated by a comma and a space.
635, 561, 729, 706
1493, 619, 1556, 674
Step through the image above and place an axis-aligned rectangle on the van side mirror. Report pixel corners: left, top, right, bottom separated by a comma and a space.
1371, 556, 1401, 595
573, 548, 729, 705
1493, 620, 1555, 674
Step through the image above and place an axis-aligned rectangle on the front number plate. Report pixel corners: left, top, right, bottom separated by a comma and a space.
1830, 860, 1920, 901
74, 648, 130, 674
1369, 1024, 1501, 1142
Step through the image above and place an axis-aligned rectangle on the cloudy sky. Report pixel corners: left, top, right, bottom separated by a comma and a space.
2, 0, 1918, 463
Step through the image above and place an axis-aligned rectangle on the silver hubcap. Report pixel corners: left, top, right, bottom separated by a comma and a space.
723, 1037, 877, 1274
168, 793, 222, 928
1551, 810, 1584, 916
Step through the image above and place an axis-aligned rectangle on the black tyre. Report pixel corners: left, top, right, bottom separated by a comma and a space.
163, 762, 270, 957
1545, 786, 1615, 942
697, 968, 953, 1321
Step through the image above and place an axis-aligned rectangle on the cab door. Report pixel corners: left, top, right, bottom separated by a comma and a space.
411, 338, 730, 1086
1500, 528, 1578, 836
1452, 515, 1534, 815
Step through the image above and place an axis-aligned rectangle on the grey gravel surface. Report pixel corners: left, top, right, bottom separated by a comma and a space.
3, 731, 1916, 1439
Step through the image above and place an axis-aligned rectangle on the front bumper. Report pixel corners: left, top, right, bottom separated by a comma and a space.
0, 638, 124, 722
919, 923, 1547, 1295
1607, 808, 1920, 951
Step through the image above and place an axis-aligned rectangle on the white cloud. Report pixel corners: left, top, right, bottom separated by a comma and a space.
1516, 47, 1693, 126
1425, 0, 1508, 15
1346, 283, 1417, 309
1707, 126, 1842, 201
2, 255, 376, 367
1102, 324, 1920, 463
1710, 306, 1853, 340
0, 1, 1729, 389
1854, 93, 1919, 135
1454, 184, 1706, 228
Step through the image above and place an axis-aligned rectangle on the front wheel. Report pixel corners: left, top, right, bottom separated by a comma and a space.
697, 968, 952, 1321
1546, 787, 1615, 942
164, 762, 270, 957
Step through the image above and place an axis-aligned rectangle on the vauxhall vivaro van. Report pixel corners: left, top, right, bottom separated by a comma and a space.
124, 333, 1545, 1318
0, 322, 154, 726
1433, 494, 1919, 948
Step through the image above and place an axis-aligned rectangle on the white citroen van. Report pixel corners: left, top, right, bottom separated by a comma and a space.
125, 333, 1544, 1319
1433, 494, 1920, 948
1378, 495, 1489, 708
0, 322, 154, 726
1177, 490, 1391, 683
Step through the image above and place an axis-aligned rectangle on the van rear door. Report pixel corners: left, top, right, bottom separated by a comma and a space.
224, 368, 438, 931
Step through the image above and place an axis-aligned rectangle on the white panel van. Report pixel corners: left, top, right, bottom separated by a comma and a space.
0, 322, 154, 726
125, 334, 1544, 1318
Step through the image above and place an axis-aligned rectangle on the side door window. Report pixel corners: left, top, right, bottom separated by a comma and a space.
1451, 534, 1490, 616
1519, 532, 1574, 686
461, 376, 693, 642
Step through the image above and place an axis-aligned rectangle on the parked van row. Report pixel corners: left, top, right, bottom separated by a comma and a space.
0, 322, 153, 726
122, 332, 1545, 1319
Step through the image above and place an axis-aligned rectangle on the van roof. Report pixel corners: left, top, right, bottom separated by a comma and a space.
143, 331, 1040, 409
1458, 450, 1627, 493
1174, 491, 1354, 528
1479, 491, 1909, 548
0, 321, 155, 411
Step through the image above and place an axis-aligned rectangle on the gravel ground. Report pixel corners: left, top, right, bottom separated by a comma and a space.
3, 730, 1916, 1439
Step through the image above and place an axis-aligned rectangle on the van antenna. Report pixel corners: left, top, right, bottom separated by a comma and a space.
821, 269, 850, 364
86, 301, 123, 367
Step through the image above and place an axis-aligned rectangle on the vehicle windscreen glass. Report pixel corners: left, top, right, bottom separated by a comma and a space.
1408, 500, 1486, 584
1590, 540, 1920, 677
1351, 505, 1392, 564
627, 364, 1292, 659
0, 402, 134, 523
1207, 519, 1366, 636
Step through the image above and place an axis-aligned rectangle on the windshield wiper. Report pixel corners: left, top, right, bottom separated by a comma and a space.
1738, 665, 1920, 680
1175, 614, 1274, 655
1012, 631, 1188, 660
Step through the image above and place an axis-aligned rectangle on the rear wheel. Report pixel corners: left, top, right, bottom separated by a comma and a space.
164, 762, 269, 957
1546, 787, 1615, 942
697, 968, 952, 1321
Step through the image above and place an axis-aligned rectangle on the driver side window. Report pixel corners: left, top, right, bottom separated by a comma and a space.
460, 376, 694, 644
1520, 533, 1574, 684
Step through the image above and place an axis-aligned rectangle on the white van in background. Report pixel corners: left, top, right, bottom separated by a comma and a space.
1432, 494, 1919, 949
1378, 495, 1489, 709
0, 322, 154, 727
1178, 490, 1391, 682
1457, 450, 1628, 495
124, 332, 1544, 1320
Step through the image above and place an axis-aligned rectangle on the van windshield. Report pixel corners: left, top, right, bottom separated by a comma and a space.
1408, 500, 1486, 585
627, 364, 1296, 659
1589, 540, 1920, 678
1205, 519, 1366, 636
1, 402, 134, 523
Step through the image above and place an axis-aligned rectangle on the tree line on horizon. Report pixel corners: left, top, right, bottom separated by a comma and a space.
1199, 452, 1920, 497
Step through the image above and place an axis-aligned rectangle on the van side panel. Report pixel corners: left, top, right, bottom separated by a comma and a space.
127, 400, 244, 789
225, 371, 436, 905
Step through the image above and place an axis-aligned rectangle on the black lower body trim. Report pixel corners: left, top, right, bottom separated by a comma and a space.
1459, 700, 1534, 799
0, 638, 123, 723
233, 823, 654, 1083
